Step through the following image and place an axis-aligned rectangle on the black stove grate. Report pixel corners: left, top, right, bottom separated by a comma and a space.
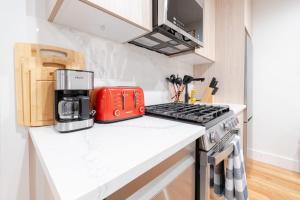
145, 103, 231, 127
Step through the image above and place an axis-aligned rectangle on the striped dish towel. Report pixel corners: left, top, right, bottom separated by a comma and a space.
212, 135, 248, 200
225, 135, 248, 200
213, 161, 225, 196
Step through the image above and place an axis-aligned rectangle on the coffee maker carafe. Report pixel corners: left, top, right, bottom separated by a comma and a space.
54, 69, 94, 133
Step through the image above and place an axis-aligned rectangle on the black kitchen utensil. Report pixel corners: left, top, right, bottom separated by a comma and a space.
166, 77, 171, 83
209, 77, 217, 88
183, 75, 205, 85
212, 87, 219, 95
175, 75, 183, 86
183, 75, 205, 103
183, 75, 194, 85
192, 77, 206, 82
168, 74, 177, 92
167, 74, 183, 102
169, 74, 176, 83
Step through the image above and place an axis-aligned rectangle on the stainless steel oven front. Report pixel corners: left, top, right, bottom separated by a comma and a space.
197, 129, 240, 200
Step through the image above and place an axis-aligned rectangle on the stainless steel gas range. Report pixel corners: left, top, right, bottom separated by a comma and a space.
145, 103, 240, 200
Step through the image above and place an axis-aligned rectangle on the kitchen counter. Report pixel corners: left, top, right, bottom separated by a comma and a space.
30, 116, 206, 200
217, 103, 246, 115
194, 102, 246, 116
29, 104, 246, 200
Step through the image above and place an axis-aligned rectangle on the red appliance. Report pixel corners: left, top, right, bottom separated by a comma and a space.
92, 86, 145, 122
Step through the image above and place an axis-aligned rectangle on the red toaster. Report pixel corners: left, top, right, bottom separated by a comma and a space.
92, 86, 145, 122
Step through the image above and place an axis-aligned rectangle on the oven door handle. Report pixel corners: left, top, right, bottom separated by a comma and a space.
208, 143, 234, 166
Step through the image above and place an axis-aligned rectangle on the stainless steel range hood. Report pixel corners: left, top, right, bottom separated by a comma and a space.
129, 0, 204, 56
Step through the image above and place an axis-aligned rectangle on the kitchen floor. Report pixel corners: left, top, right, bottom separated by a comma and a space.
210, 160, 300, 200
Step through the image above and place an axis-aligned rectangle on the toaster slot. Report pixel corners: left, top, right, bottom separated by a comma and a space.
122, 91, 127, 110
121, 90, 136, 112
134, 90, 137, 109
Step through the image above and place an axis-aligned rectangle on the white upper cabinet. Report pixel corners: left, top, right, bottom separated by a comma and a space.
47, 0, 152, 43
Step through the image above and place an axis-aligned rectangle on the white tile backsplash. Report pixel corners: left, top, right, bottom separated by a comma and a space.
27, 16, 193, 104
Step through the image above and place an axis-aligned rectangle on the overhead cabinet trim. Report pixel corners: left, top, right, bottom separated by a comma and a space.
48, 0, 64, 22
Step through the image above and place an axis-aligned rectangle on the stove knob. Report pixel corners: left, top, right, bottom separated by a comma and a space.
229, 121, 234, 129
223, 122, 230, 131
235, 118, 239, 126
209, 131, 217, 143
230, 118, 236, 127
113, 109, 121, 117
232, 120, 237, 127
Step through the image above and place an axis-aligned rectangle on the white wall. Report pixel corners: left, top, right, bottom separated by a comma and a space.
249, 0, 300, 172
0, 1, 193, 199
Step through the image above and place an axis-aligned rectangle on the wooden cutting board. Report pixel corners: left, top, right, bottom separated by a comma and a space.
15, 43, 85, 126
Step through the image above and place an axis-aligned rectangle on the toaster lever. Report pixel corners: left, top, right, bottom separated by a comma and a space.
134, 90, 137, 108
122, 91, 128, 110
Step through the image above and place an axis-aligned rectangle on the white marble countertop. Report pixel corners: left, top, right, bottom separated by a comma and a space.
193, 102, 246, 116
30, 116, 206, 200
216, 103, 246, 116
29, 104, 245, 200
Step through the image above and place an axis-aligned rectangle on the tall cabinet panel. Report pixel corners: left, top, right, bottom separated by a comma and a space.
193, 0, 246, 152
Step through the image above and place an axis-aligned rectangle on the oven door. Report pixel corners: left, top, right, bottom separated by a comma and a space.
199, 129, 240, 200
157, 0, 204, 46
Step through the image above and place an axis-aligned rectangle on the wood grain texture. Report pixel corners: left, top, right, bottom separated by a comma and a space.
247, 160, 300, 200
210, 159, 300, 200
194, 0, 245, 104
47, 0, 63, 22
170, 50, 213, 65
193, 0, 246, 156
107, 149, 190, 200
153, 159, 300, 200
152, 165, 194, 200
195, 0, 216, 61
201, 87, 214, 103
15, 43, 85, 126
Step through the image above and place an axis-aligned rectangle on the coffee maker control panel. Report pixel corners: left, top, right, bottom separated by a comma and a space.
55, 69, 94, 90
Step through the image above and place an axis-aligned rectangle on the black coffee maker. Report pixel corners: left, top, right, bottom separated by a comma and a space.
54, 69, 94, 133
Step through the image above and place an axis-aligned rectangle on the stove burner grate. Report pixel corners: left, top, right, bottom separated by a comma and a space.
145, 103, 230, 126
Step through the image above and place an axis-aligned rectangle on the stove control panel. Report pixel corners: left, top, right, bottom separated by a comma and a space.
201, 116, 239, 151
221, 117, 239, 131
209, 130, 218, 143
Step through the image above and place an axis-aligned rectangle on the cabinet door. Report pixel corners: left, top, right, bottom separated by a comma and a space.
48, 0, 152, 43
152, 165, 194, 200
85, 0, 152, 31
106, 149, 190, 200
195, 0, 215, 61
